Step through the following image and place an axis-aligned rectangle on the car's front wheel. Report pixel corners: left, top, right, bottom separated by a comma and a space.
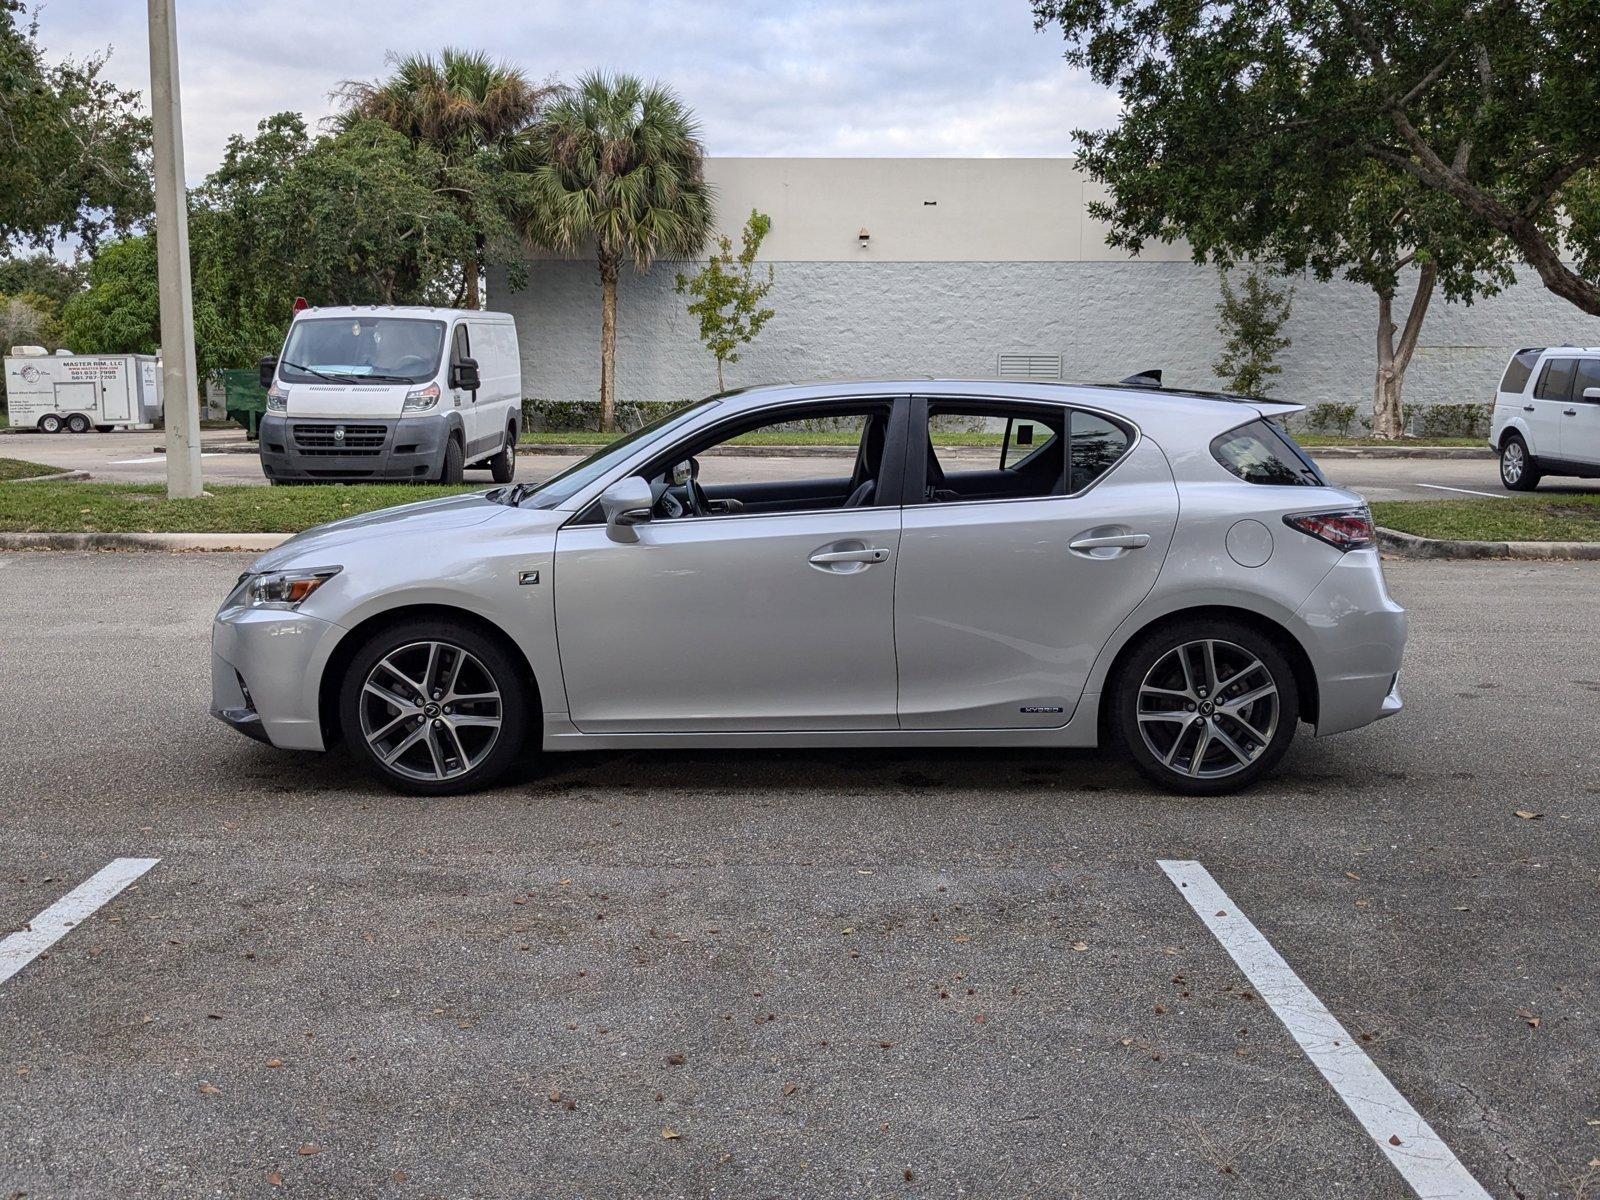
1112, 620, 1300, 796
339, 619, 531, 794
1499, 434, 1540, 491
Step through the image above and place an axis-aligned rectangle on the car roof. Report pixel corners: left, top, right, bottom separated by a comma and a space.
706, 378, 1302, 427
1531, 346, 1600, 354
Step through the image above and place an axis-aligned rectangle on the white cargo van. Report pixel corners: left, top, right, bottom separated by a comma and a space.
257, 305, 522, 485
4, 348, 163, 433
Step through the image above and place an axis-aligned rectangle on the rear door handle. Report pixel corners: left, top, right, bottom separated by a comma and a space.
809, 548, 890, 565
1069, 533, 1150, 551
1565, 408, 1578, 416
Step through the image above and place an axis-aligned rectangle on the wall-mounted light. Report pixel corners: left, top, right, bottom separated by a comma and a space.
857, 228, 871, 248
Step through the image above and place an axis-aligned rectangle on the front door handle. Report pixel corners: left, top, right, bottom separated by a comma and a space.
1069, 533, 1150, 551
809, 548, 890, 565
1523, 404, 1536, 412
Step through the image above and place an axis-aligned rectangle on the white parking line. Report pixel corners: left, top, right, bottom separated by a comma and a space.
109, 453, 226, 465
1158, 860, 1490, 1200
1417, 483, 1508, 500
0, 858, 160, 988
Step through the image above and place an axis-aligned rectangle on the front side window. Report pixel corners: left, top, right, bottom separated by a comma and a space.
1573, 359, 1600, 402
1536, 358, 1577, 401
637, 402, 894, 520
280, 317, 446, 385
1212, 419, 1325, 486
518, 399, 719, 510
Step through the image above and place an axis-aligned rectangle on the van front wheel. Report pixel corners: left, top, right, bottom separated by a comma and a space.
439, 437, 464, 485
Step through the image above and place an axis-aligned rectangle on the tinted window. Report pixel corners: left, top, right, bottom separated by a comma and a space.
1070, 410, 1131, 491
1575, 359, 1600, 401
1499, 348, 1543, 395
1212, 419, 1324, 486
1536, 358, 1577, 401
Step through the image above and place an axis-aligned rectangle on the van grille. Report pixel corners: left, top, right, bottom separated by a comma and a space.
291, 422, 387, 456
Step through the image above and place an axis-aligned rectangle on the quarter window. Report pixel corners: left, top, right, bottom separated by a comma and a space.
1535, 358, 1577, 401
1070, 410, 1131, 492
1212, 419, 1325, 486
1499, 348, 1543, 394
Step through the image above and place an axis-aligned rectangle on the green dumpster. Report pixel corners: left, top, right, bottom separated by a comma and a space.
220, 369, 267, 439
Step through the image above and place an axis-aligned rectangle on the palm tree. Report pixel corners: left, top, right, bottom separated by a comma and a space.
338, 49, 557, 307
513, 73, 713, 431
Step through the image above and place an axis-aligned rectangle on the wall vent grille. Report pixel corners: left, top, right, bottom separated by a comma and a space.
997, 353, 1063, 380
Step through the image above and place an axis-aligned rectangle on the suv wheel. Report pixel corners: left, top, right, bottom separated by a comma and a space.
1112, 620, 1300, 796
1499, 434, 1540, 491
487, 430, 516, 483
339, 619, 531, 795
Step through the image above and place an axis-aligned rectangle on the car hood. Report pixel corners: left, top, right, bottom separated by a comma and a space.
248, 491, 510, 573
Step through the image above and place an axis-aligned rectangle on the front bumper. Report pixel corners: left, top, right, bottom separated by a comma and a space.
259, 413, 450, 481
211, 605, 347, 750
1294, 549, 1408, 736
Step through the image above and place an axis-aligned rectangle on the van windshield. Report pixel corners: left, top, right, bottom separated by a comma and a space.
280, 317, 446, 385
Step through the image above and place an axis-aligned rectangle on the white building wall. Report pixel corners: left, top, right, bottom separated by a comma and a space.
496, 158, 1600, 413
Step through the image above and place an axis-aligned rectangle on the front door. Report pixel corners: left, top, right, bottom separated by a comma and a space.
449, 323, 482, 451
893, 398, 1178, 729
1561, 358, 1600, 466
552, 399, 907, 733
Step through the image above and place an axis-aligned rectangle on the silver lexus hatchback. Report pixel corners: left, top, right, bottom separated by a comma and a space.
211, 379, 1406, 796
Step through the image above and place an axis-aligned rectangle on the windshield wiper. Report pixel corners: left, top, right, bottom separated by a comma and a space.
280, 359, 346, 384
491, 482, 537, 507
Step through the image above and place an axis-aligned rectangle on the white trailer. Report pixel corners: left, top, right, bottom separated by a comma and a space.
3, 348, 163, 433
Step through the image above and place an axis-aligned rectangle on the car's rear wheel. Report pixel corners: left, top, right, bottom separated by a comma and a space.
339, 619, 530, 795
1112, 620, 1299, 796
486, 429, 516, 483
1499, 434, 1540, 491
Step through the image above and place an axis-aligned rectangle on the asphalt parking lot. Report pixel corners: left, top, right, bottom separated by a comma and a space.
15, 426, 1600, 501
1, 551, 1596, 1198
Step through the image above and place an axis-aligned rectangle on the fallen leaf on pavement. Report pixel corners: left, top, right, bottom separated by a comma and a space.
1072, 942, 1088, 952
1514, 810, 1542, 820
265, 1170, 282, 1186
265, 1058, 283, 1068
661, 1126, 680, 1140
298, 1144, 322, 1156
197, 1083, 221, 1095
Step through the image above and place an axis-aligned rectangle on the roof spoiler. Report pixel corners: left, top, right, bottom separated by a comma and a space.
1119, 369, 1162, 388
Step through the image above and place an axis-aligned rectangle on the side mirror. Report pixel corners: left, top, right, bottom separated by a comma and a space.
451, 357, 480, 392
258, 356, 277, 389
1585, 387, 1600, 402
599, 476, 653, 542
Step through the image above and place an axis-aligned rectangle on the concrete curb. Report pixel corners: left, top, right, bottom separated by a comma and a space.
1376, 526, 1600, 561
1307, 445, 1491, 460
7, 470, 89, 483
0, 531, 289, 552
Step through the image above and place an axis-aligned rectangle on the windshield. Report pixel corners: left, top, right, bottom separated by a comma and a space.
517, 398, 721, 509
279, 317, 446, 385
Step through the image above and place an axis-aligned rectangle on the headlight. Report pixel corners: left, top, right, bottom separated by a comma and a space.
266, 382, 289, 412
224, 566, 341, 611
402, 383, 440, 413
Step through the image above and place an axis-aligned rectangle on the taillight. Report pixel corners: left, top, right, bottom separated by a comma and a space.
1284, 507, 1375, 551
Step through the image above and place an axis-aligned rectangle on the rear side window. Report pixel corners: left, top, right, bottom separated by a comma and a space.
1576, 359, 1600, 401
1537, 358, 1577, 401
1070, 410, 1131, 491
1211, 419, 1325, 486
1499, 348, 1543, 395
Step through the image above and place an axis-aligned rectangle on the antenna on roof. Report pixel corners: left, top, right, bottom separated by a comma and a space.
1119, 369, 1162, 388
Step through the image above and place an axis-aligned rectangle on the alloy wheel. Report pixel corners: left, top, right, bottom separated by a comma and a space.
1502, 442, 1524, 484
358, 640, 503, 782
1136, 638, 1280, 779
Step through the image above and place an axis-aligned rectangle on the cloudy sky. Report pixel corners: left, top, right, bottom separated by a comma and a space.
40, 0, 1116, 180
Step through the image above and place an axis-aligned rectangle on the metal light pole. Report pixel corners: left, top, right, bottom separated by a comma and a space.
146, 0, 203, 498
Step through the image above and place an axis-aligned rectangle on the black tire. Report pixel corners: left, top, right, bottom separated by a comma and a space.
94, 424, 114, 433
65, 413, 92, 434
338, 618, 531, 795
439, 436, 464, 485
1499, 434, 1540, 491
38, 413, 62, 434
1111, 618, 1300, 797
486, 428, 516, 483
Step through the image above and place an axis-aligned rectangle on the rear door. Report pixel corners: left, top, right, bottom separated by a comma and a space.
893, 397, 1178, 729
1529, 356, 1576, 460
1563, 358, 1600, 466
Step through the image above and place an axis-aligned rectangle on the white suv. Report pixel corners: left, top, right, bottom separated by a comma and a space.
1491, 346, 1600, 490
